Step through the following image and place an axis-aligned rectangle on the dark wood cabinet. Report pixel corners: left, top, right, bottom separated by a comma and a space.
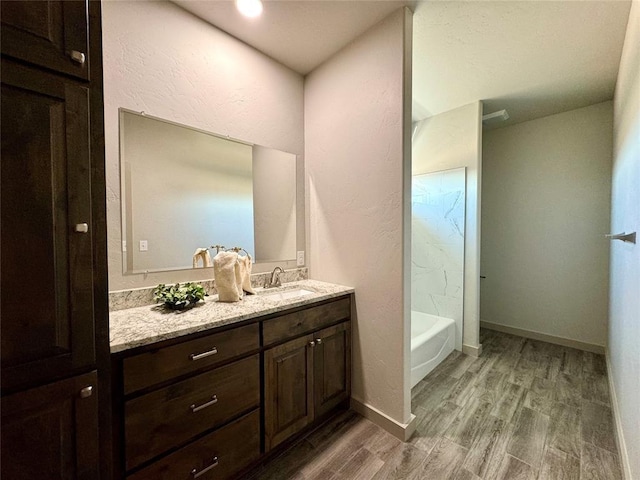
112, 295, 352, 479
1, 0, 90, 80
114, 326, 262, 479
1, 371, 99, 480
264, 301, 351, 451
127, 410, 261, 480
1, 1, 108, 478
264, 334, 315, 450
1, 59, 95, 392
313, 321, 351, 419
125, 354, 260, 470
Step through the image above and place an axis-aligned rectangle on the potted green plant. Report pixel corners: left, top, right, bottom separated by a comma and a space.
153, 282, 207, 310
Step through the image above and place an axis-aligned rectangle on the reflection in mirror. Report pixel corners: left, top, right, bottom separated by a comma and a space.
120, 110, 297, 274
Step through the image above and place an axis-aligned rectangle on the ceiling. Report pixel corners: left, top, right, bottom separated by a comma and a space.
413, 1, 632, 127
174, 0, 415, 75
175, 0, 632, 128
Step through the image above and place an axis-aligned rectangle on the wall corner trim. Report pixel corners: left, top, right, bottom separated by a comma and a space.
462, 343, 482, 357
605, 349, 632, 480
350, 397, 417, 442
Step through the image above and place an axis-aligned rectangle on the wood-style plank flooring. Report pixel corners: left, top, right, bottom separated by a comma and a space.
248, 329, 622, 479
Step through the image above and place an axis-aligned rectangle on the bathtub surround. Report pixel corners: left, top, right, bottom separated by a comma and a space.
102, 1, 304, 291
109, 267, 308, 312
412, 168, 465, 351
481, 102, 613, 349
306, 8, 415, 438
609, 2, 640, 478
412, 103, 484, 356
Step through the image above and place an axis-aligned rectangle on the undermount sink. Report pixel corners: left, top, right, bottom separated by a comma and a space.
259, 288, 314, 302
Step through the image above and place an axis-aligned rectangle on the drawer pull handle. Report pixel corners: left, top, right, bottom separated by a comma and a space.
189, 347, 218, 361
316, 338, 322, 345
191, 456, 219, 478
190, 395, 218, 413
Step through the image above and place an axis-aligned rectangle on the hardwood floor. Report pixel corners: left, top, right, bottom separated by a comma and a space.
248, 329, 622, 479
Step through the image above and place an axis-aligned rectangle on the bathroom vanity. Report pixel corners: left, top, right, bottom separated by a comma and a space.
109, 281, 353, 480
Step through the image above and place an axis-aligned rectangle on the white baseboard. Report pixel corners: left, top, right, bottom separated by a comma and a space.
350, 397, 416, 442
462, 343, 482, 357
605, 349, 631, 480
480, 320, 605, 354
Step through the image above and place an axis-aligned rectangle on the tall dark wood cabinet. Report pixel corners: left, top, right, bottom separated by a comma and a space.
1, 1, 109, 478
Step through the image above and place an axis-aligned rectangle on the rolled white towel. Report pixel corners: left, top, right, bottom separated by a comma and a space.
237, 254, 255, 294
213, 251, 241, 302
192, 248, 212, 268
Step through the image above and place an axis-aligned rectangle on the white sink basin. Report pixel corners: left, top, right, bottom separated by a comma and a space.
260, 288, 314, 302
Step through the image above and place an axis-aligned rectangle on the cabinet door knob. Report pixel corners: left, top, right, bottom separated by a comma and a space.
75, 223, 89, 233
79, 386, 93, 398
316, 338, 322, 345
309, 341, 316, 348
70, 50, 86, 64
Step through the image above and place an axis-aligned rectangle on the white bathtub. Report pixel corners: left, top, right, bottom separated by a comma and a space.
411, 311, 456, 388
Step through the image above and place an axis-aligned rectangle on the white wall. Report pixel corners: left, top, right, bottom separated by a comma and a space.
412, 102, 484, 352
610, 1, 640, 478
305, 8, 413, 429
481, 102, 613, 347
102, 0, 303, 291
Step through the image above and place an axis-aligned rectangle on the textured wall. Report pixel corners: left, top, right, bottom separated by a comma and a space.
482, 102, 613, 347
305, 9, 412, 426
610, 1, 640, 477
102, 1, 304, 291
412, 103, 483, 351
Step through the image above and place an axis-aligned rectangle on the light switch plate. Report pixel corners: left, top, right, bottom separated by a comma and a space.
122, 240, 127, 252
296, 251, 305, 267
139, 240, 148, 252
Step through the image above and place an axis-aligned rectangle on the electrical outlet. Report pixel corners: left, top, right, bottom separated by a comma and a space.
139, 240, 148, 252
296, 251, 305, 267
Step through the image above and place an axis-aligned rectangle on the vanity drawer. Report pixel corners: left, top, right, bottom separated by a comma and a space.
125, 354, 260, 470
263, 297, 351, 346
123, 323, 259, 394
127, 409, 260, 480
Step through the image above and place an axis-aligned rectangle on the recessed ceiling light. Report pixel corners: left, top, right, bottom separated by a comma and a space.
236, 0, 263, 18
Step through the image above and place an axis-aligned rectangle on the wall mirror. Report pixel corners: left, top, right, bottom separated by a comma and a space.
120, 109, 298, 274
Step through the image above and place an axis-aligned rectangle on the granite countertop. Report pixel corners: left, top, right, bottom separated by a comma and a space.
109, 279, 354, 353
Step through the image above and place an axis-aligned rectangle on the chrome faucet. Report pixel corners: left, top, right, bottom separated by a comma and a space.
265, 266, 284, 289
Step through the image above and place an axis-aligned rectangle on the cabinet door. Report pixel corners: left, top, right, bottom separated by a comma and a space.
313, 322, 351, 419
1, 60, 94, 392
1, 371, 99, 480
264, 334, 314, 451
1, 0, 90, 80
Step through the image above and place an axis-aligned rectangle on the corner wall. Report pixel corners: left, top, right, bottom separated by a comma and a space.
101, 1, 303, 291
610, 1, 640, 477
412, 102, 484, 353
305, 8, 414, 431
481, 102, 613, 348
